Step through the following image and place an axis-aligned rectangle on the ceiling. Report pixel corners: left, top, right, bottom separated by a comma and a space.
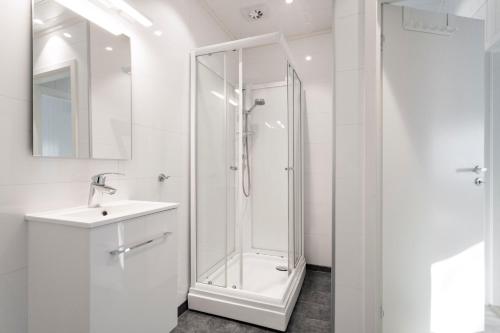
200, 0, 333, 39
387, 0, 487, 19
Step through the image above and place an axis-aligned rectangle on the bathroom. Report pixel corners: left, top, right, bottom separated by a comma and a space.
2, 0, 332, 332
4, 0, 500, 332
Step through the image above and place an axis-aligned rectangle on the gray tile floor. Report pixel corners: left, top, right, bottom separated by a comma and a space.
173, 269, 332, 333
487, 306, 500, 333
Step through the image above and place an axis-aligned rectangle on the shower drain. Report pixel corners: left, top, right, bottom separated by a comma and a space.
275, 265, 288, 272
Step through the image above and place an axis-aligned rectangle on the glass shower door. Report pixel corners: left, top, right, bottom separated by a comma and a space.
287, 64, 295, 272
195, 51, 238, 288
287, 64, 304, 271
293, 71, 303, 267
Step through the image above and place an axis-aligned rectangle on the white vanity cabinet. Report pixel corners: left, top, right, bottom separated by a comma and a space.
26, 201, 179, 333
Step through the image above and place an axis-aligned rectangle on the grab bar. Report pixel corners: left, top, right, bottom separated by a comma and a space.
109, 231, 171, 256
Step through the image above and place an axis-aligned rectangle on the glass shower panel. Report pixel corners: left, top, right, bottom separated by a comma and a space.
287, 64, 295, 271
195, 52, 228, 287
293, 71, 303, 267
224, 50, 240, 289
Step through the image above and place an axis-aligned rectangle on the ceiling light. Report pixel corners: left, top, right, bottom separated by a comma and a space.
286, 0, 294, 4
305, 55, 312, 61
108, 0, 153, 27
153, 30, 163, 36
55, 0, 124, 35
33, 18, 44, 25
105, 46, 113, 51
63, 32, 72, 38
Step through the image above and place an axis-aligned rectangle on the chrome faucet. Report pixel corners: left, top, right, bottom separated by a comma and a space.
88, 173, 124, 208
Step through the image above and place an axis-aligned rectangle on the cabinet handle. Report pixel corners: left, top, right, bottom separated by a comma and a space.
109, 232, 172, 256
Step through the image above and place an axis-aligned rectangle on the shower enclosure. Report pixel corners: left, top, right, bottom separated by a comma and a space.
188, 33, 305, 331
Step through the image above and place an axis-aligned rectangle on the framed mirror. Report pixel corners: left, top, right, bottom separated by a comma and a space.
32, 0, 132, 159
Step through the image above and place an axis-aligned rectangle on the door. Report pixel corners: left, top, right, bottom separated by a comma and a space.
195, 51, 239, 288
382, 5, 486, 333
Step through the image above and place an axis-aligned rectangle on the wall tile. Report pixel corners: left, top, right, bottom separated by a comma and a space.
336, 124, 363, 180
335, 0, 362, 18
335, 14, 362, 72
336, 70, 364, 125
335, 285, 364, 333
305, 233, 332, 266
335, 230, 364, 290
305, 112, 333, 144
336, 178, 363, 235
0, 268, 27, 333
0, 0, 31, 101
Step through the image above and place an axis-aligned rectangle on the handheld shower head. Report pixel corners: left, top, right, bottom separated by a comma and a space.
245, 98, 266, 113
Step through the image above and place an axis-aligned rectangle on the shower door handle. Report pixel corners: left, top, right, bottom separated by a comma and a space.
230, 166, 238, 171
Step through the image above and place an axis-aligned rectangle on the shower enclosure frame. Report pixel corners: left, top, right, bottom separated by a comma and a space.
188, 32, 305, 331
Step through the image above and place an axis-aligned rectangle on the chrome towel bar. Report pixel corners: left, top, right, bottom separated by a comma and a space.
109, 231, 171, 256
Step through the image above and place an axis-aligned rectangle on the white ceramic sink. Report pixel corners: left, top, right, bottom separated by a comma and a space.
25, 200, 179, 228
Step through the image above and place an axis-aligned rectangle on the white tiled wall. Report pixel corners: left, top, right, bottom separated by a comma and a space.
0, 1, 229, 332
334, 0, 366, 332
288, 33, 333, 267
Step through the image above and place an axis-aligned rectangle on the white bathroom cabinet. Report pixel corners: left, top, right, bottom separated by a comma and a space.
26, 201, 178, 333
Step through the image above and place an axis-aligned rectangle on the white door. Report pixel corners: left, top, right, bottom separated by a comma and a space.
382, 5, 486, 333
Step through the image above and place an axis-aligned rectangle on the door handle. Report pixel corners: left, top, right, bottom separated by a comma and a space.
456, 166, 488, 174
472, 165, 487, 174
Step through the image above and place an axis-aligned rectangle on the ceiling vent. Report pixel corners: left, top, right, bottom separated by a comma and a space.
241, 4, 268, 22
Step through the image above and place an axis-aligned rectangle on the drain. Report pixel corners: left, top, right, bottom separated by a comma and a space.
276, 265, 288, 272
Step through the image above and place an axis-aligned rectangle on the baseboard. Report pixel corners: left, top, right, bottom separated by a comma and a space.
306, 264, 332, 272
178, 300, 188, 317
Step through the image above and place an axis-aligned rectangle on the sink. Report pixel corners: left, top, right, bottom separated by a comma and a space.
25, 200, 179, 228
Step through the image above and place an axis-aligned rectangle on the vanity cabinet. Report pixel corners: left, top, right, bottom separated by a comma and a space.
26, 201, 178, 333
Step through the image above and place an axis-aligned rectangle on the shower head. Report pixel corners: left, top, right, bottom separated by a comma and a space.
245, 98, 266, 113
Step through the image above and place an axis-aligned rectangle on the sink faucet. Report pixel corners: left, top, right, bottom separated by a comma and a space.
88, 173, 124, 208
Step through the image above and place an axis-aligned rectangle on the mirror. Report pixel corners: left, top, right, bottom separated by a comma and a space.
32, 0, 132, 159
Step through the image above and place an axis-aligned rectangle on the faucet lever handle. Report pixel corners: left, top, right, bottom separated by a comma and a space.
92, 173, 125, 185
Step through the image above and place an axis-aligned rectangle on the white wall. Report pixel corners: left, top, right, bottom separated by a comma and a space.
334, 0, 366, 332
0, 1, 229, 332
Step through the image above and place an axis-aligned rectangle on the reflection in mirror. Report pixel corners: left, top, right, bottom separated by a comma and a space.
33, 62, 76, 157
32, 0, 132, 159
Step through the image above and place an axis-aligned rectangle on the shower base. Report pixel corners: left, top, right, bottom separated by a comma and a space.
188, 252, 306, 331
